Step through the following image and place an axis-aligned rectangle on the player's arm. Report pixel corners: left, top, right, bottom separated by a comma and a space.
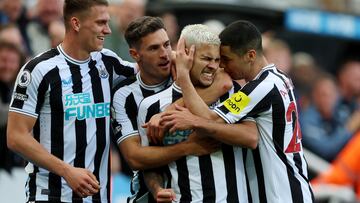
112, 91, 217, 170
118, 133, 219, 171
172, 68, 233, 109
143, 170, 175, 203
144, 69, 232, 142
161, 105, 258, 149
7, 112, 100, 198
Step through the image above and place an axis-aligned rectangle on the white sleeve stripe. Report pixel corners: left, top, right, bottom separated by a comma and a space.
214, 108, 232, 124
9, 108, 38, 118
117, 131, 139, 144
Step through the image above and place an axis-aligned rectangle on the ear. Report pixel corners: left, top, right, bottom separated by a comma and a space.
129, 48, 140, 62
246, 49, 257, 63
70, 17, 81, 32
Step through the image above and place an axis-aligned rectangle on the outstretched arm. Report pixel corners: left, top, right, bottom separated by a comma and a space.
161, 105, 258, 148
119, 133, 219, 171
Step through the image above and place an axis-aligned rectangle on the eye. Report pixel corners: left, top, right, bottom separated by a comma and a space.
164, 41, 171, 48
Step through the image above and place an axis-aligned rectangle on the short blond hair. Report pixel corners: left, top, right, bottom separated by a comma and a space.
180, 24, 220, 48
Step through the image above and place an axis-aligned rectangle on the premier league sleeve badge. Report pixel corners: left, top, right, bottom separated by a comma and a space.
17, 70, 32, 88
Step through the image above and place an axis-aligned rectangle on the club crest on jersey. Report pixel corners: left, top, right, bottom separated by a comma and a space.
223, 91, 250, 114
98, 65, 108, 79
17, 70, 31, 88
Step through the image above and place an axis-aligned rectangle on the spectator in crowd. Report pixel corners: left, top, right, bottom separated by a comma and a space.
26, 0, 64, 55
0, 0, 31, 54
0, 40, 26, 172
263, 38, 292, 73
312, 131, 360, 200
290, 52, 320, 111
48, 20, 65, 48
300, 73, 360, 162
105, 0, 146, 62
0, 24, 28, 57
160, 11, 179, 50
337, 58, 360, 117
0, 0, 23, 24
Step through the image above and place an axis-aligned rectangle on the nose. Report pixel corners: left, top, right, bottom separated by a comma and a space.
104, 23, 112, 35
208, 60, 219, 71
160, 47, 169, 59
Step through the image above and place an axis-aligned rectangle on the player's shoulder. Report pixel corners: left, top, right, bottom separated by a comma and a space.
25, 48, 61, 71
138, 84, 172, 109
99, 48, 118, 57
112, 75, 138, 96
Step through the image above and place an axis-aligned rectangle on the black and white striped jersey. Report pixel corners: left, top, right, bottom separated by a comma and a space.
9, 45, 136, 203
111, 72, 172, 144
214, 64, 314, 203
111, 73, 172, 203
138, 82, 252, 203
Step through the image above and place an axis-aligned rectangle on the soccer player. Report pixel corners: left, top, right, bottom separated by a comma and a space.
112, 16, 221, 203
161, 20, 315, 202
138, 24, 258, 202
7, 0, 137, 202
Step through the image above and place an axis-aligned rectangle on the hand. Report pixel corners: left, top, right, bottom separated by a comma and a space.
185, 132, 221, 156
156, 188, 176, 203
161, 105, 198, 133
175, 38, 195, 77
63, 165, 100, 198
142, 112, 167, 145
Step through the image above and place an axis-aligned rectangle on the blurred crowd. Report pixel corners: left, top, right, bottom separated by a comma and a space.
0, 0, 360, 201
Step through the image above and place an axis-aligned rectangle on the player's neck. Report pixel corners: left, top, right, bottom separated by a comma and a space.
139, 71, 168, 86
247, 56, 269, 82
61, 37, 91, 61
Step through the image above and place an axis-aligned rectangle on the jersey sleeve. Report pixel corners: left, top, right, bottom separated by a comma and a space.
9, 64, 44, 118
214, 79, 273, 124
111, 88, 139, 144
101, 48, 138, 80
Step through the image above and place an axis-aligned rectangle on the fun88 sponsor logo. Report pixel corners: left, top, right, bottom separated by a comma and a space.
64, 93, 110, 120
163, 129, 193, 145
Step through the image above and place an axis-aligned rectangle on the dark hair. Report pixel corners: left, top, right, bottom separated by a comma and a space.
125, 16, 166, 48
63, 0, 108, 29
219, 20, 263, 55
0, 40, 26, 67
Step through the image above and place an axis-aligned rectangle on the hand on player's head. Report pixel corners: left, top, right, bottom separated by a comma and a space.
175, 38, 195, 77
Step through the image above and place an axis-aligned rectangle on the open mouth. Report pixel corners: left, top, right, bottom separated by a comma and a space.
97, 36, 105, 41
158, 60, 170, 69
202, 72, 215, 80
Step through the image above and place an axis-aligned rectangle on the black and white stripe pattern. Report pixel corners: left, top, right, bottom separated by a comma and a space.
138, 82, 251, 203
112, 73, 171, 144
10, 45, 136, 203
215, 64, 314, 203
111, 72, 171, 203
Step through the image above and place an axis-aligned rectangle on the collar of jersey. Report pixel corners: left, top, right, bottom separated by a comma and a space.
172, 82, 182, 93
254, 63, 276, 80
57, 44, 91, 65
136, 72, 170, 90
